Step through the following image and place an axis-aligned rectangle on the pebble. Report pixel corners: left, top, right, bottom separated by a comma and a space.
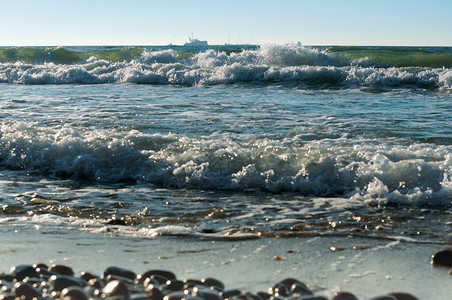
201, 278, 225, 291
256, 291, 272, 300
140, 270, 176, 282
145, 285, 165, 300
87, 277, 105, 289
49, 274, 85, 292
269, 278, 313, 297
370, 293, 418, 300
80, 271, 98, 281
33, 263, 49, 270
103, 266, 137, 281
59, 286, 90, 300
37, 267, 57, 280
50, 265, 75, 276
9, 265, 39, 281
387, 293, 419, 300
12, 282, 41, 299
184, 279, 205, 289
221, 289, 242, 298
430, 249, 452, 268
239, 292, 263, 300
0, 264, 423, 300
194, 288, 222, 300
163, 290, 186, 300
332, 292, 359, 300
165, 279, 186, 292
103, 280, 129, 299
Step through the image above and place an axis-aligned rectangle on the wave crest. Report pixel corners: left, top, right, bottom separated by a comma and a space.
1, 122, 451, 206
1, 45, 452, 89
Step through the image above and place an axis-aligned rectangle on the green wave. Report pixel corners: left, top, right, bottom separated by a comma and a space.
325, 46, 452, 68
0, 45, 255, 65
1, 45, 452, 68
0, 47, 146, 64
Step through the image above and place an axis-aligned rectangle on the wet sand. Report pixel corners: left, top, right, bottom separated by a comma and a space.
0, 229, 450, 299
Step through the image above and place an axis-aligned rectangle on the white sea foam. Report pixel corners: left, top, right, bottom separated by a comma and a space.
1, 45, 451, 89
1, 121, 450, 206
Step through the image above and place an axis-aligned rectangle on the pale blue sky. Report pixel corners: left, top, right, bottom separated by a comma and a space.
1, 0, 451, 46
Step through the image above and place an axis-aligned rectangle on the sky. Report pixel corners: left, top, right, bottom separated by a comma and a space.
1, 0, 451, 46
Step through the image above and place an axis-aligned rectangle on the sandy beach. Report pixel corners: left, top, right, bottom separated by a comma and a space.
1, 228, 450, 299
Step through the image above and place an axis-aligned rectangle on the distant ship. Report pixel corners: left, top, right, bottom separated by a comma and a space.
184, 33, 208, 46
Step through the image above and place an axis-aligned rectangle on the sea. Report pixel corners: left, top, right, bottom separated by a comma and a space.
0, 44, 451, 244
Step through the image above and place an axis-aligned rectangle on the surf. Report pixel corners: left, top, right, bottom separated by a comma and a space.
1, 44, 451, 90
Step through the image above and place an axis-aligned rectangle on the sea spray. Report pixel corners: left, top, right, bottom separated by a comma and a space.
1, 45, 451, 89
0, 121, 450, 205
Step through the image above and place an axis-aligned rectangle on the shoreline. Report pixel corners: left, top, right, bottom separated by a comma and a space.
1, 229, 450, 299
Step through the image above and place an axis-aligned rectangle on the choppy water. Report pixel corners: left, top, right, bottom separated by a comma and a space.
0, 45, 451, 243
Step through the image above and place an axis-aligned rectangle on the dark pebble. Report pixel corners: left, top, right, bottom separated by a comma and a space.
241, 292, 263, 300
163, 291, 186, 300
184, 279, 205, 289
49, 265, 75, 276
291, 282, 313, 296
277, 278, 304, 290
36, 267, 57, 280
256, 291, 272, 300
271, 283, 289, 297
129, 292, 153, 300
12, 282, 41, 299
165, 279, 186, 292
10, 265, 39, 281
49, 274, 85, 292
145, 285, 165, 300
102, 280, 129, 300
59, 286, 89, 300
222, 289, 243, 299
371, 294, 419, 300
195, 288, 222, 300
0, 274, 14, 282
105, 274, 136, 286
302, 297, 329, 300
80, 271, 98, 282
140, 270, 177, 282
388, 293, 419, 300
431, 249, 452, 268
142, 274, 170, 286
103, 266, 137, 281
270, 278, 312, 297
332, 291, 359, 300
33, 263, 48, 270
201, 277, 225, 291
87, 278, 105, 289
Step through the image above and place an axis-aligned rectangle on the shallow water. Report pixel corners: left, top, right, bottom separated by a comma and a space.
0, 45, 451, 244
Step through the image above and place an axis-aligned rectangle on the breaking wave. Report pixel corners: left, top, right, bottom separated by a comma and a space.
1, 122, 451, 206
1, 45, 451, 89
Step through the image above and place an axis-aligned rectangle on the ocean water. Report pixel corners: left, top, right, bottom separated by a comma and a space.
0, 44, 451, 243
